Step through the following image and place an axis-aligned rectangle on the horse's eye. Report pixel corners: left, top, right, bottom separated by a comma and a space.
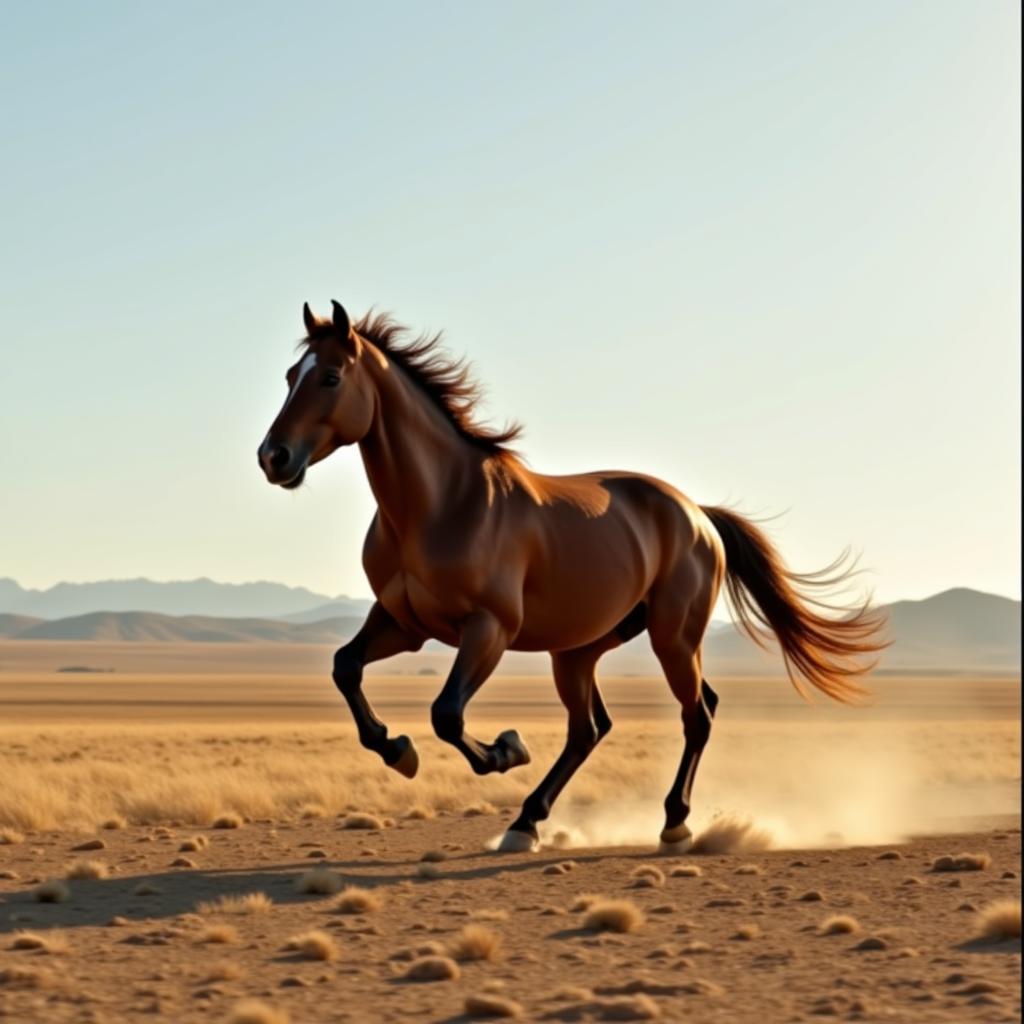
322, 372, 341, 388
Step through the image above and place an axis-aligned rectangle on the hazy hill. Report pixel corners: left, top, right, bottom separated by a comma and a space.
11, 611, 368, 645
0, 587, 1017, 675
0, 577, 371, 621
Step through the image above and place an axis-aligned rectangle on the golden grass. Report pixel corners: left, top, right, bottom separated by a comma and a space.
212, 812, 243, 830
404, 955, 460, 982
450, 925, 501, 962
295, 869, 342, 896
464, 993, 523, 1018
299, 802, 326, 819
227, 1000, 290, 1024
334, 886, 382, 914
463, 801, 498, 817
11, 931, 69, 954
820, 914, 861, 935
285, 930, 338, 961
199, 924, 239, 944
99, 814, 127, 830
0, 828, 24, 845
583, 899, 644, 934
65, 859, 108, 880
974, 900, 1021, 941
197, 892, 273, 916
33, 880, 70, 903
931, 852, 992, 872
0, 718, 1016, 833
692, 816, 773, 854
406, 805, 435, 820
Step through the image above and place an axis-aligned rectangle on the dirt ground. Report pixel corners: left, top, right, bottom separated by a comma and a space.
0, 814, 1020, 1023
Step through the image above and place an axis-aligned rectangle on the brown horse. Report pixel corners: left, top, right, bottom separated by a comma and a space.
258, 301, 885, 852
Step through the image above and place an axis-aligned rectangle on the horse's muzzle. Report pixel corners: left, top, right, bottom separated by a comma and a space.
258, 440, 308, 489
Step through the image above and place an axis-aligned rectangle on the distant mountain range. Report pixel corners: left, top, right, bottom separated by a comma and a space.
0, 584, 1018, 675
0, 577, 371, 621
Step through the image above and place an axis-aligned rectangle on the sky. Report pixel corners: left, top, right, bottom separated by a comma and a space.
1, 1, 1019, 605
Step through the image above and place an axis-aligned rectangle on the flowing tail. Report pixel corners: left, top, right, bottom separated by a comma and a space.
701, 505, 888, 704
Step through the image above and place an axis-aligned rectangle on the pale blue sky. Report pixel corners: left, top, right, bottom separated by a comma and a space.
1, 1, 1019, 604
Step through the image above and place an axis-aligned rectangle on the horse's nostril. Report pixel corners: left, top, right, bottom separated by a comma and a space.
269, 445, 291, 472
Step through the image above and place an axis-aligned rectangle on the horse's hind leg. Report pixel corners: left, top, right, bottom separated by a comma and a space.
651, 636, 719, 852
500, 640, 613, 852
332, 602, 424, 778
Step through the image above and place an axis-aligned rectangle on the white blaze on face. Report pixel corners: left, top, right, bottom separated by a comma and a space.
282, 351, 318, 412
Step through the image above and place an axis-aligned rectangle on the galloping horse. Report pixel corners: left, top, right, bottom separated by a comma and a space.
258, 301, 884, 853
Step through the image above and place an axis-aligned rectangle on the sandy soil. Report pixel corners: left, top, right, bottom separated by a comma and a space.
0, 814, 1020, 1023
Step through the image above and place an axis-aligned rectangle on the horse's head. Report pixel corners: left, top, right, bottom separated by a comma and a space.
258, 301, 376, 488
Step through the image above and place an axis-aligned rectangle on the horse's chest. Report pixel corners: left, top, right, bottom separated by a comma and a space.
378, 568, 469, 646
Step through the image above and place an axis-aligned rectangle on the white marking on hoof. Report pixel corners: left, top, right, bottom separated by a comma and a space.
497, 829, 538, 853
658, 823, 693, 855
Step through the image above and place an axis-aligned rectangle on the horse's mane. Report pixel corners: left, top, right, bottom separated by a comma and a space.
306, 311, 522, 456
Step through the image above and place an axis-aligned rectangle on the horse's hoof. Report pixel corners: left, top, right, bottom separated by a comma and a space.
497, 829, 538, 853
495, 729, 531, 772
387, 735, 419, 779
658, 823, 693, 855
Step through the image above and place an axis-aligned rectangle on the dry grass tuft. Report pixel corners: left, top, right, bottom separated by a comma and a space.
583, 899, 645, 934
197, 892, 273, 916
199, 924, 239, 945
974, 900, 1021, 941
204, 960, 245, 982
133, 882, 160, 896
571, 894, 600, 912
227, 1000, 290, 1024
931, 852, 992, 872
472, 908, 510, 922
212, 812, 243, 830
404, 955, 461, 982
692, 816, 772, 854
285, 930, 338, 961
0, 965, 53, 989
11, 931, 69, 954
406, 805, 435, 820
299, 803, 326, 819
593, 994, 661, 1019
420, 849, 448, 863
463, 802, 498, 817
450, 925, 502, 962
179, 835, 209, 852
669, 864, 703, 878
735, 863, 764, 876
339, 812, 384, 830
820, 914, 861, 935
0, 828, 24, 845
334, 886, 382, 914
100, 815, 127, 830
464, 992, 523, 1018
65, 859, 108, 880
295, 869, 342, 896
630, 865, 665, 888
732, 923, 761, 941
33, 880, 70, 904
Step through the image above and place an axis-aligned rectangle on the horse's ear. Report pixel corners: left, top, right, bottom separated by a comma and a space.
302, 302, 319, 336
331, 300, 351, 338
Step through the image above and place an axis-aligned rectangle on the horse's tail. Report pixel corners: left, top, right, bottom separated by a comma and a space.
701, 505, 887, 704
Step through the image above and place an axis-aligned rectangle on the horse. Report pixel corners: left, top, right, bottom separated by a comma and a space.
258, 300, 885, 853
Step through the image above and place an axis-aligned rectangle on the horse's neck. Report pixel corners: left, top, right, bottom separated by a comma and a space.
358, 368, 482, 534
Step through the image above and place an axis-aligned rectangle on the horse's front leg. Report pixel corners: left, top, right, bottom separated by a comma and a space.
332, 602, 424, 778
430, 610, 531, 775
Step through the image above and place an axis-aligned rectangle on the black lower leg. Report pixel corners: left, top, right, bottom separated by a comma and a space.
333, 651, 407, 766
663, 680, 718, 833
